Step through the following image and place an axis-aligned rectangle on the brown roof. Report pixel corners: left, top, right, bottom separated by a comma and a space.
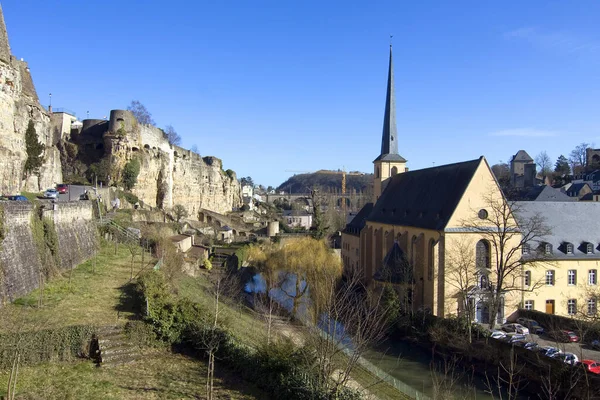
170, 234, 190, 243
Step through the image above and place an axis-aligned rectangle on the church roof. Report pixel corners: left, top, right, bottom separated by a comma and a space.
373, 242, 413, 284
512, 150, 533, 162
367, 157, 483, 230
344, 203, 374, 235
374, 45, 406, 164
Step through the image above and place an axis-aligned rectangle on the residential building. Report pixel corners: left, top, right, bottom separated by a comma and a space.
282, 209, 312, 230
516, 202, 600, 317
565, 182, 592, 200
242, 184, 254, 198
341, 45, 521, 324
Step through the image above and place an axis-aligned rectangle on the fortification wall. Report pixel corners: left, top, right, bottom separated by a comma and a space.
0, 200, 97, 301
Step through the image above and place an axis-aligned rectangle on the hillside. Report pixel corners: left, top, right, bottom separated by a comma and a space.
277, 170, 373, 194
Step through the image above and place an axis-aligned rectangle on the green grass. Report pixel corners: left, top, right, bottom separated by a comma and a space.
0, 349, 264, 399
20, 191, 42, 201
0, 241, 152, 332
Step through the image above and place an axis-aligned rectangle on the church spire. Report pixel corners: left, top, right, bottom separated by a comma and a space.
374, 44, 406, 163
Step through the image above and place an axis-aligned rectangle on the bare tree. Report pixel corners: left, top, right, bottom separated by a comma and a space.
172, 204, 188, 223
126, 241, 140, 281
127, 100, 155, 126
191, 144, 199, 154
164, 125, 182, 146
569, 142, 590, 175
484, 347, 525, 400
535, 151, 553, 179
462, 192, 552, 329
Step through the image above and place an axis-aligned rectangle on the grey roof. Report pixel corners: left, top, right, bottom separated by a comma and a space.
367, 157, 483, 230
374, 45, 406, 164
566, 182, 591, 196
373, 242, 413, 284
344, 203, 374, 235
283, 210, 311, 217
512, 150, 533, 162
510, 185, 575, 202
514, 201, 600, 259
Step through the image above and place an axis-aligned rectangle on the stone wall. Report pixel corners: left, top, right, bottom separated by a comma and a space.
0, 200, 97, 301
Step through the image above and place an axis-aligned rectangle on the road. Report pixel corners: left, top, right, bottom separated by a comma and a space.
518, 332, 600, 361
57, 185, 92, 202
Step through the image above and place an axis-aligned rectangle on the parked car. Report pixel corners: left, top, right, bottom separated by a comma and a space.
548, 330, 579, 343
524, 342, 539, 351
499, 333, 527, 344
43, 189, 58, 199
551, 352, 579, 365
537, 346, 562, 357
516, 318, 544, 335
8, 195, 28, 201
56, 184, 68, 194
490, 330, 507, 339
580, 360, 600, 374
501, 323, 530, 335
591, 339, 600, 350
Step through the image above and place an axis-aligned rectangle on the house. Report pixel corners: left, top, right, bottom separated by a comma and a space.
170, 234, 193, 253
565, 182, 592, 199
508, 185, 575, 202
515, 202, 600, 317
282, 209, 312, 230
242, 184, 254, 198
341, 45, 521, 325
220, 226, 234, 243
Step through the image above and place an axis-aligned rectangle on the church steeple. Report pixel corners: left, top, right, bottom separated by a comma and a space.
373, 44, 407, 202
374, 45, 406, 163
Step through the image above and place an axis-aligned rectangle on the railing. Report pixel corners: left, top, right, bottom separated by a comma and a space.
98, 218, 140, 243
52, 107, 76, 116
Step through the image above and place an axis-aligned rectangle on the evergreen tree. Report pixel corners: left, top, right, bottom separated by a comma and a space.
24, 120, 44, 176
554, 155, 570, 176
122, 158, 141, 190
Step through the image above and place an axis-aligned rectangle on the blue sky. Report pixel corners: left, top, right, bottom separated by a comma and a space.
4, 1, 600, 187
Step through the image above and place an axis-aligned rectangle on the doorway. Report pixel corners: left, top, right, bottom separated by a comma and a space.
546, 299, 555, 314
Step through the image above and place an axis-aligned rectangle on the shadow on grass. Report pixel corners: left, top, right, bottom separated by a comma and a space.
115, 281, 142, 319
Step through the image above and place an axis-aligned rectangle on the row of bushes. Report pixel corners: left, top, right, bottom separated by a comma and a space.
134, 271, 360, 400
517, 308, 600, 342
0, 325, 96, 369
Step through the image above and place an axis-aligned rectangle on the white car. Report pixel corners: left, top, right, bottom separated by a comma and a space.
501, 323, 530, 335
551, 352, 579, 365
490, 330, 507, 339
44, 188, 58, 199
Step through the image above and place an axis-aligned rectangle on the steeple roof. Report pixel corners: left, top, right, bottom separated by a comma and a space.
374, 45, 406, 163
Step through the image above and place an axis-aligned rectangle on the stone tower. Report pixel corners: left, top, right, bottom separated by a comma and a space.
373, 45, 407, 202
0, 4, 11, 63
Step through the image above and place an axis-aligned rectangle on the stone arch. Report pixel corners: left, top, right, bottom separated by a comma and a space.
391, 166, 398, 176
476, 240, 491, 269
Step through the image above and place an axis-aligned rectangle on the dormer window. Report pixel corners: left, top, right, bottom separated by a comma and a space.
566, 243, 574, 254
522, 244, 530, 255
587, 243, 594, 255
544, 243, 552, 255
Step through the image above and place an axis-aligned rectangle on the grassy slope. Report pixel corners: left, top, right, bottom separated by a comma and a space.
0, 242, 266, 400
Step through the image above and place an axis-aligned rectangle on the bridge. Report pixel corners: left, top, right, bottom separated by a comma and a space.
264, 192, 370, 212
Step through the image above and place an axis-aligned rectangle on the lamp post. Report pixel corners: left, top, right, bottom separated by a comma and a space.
48, 93, 52, 113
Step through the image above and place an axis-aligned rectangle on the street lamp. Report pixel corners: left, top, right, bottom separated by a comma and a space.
49, 93, 52, 112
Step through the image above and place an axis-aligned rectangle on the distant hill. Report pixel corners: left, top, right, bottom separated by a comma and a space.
277, 170, 373, 194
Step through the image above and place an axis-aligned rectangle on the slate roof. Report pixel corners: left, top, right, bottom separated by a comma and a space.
367, 157, 483, 230
373, 242, 413, 284
566, 182, 591, 196
508, 185, 575, 202
344, 203, 373, 236
514, 201, 600, 260
512, 150, 533, 162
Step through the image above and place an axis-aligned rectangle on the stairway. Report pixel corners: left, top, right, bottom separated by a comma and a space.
96, 325, 141, 368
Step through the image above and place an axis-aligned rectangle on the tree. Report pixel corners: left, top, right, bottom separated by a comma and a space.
462, 191, 552, 329
554, 155, 571, 176
535, 151, 552, 179
190, 144, 199, 154
127, 100, 155, 126
239, 176, 254, 187
172, 204, 188, 223
491, 162, 510, 188
122, 158, 141, 190
164, 125, 181, 146
569, 142, 590, 174
24, 120, 44, 177
310, 188, 327, 240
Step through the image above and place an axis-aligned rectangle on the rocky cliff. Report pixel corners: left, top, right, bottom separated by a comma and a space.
0, 7, 62, 194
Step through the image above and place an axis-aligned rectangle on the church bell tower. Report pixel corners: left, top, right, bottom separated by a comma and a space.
373, 44, 407, 202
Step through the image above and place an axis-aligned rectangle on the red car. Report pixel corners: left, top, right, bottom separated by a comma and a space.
549, 330, 580, 343
56, 184, 68, 194
581, 360, 600, 374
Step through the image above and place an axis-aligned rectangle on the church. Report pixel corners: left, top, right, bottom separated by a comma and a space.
341, 46, 521, 324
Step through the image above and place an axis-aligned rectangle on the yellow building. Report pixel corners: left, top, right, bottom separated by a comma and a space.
516, 201, 600, 317
341, 45, 523, 325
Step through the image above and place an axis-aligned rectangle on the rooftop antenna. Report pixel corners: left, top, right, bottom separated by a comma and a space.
390, 34, 393, 47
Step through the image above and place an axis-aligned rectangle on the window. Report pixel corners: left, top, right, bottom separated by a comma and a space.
427, 239, 434, 281
588, 298, 597, 315
567, 299, 577, 315
544, 243, 552, 255
524, 300, 534, 311
478, 209, 488, 219
524, 271, 531, 287
590, 269, 597, 285
566, 243, 574, 254
568, 270, 577, 285
476, 240, 491, 269
522, 244, 530, 255
479, 274, 488, 289
545, 270, 555, 286
587, 243, 594, 254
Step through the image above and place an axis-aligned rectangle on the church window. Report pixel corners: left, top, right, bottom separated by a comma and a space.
476, 240, 491, 269
478, 209, 488, 219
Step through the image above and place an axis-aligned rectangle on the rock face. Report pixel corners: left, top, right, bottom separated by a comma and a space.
0, 7, 62, 194
68, 109, 242, 216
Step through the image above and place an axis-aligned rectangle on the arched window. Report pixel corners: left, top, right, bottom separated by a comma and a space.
479, 274, 488, 288
427, 239, 435, 281
391, 166, 398, 176
476, 240, 491, 269
375, 166, 380, 178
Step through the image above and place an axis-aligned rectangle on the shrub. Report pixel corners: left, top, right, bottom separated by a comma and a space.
203, 258, 213, 271
122, 158, 141, 190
